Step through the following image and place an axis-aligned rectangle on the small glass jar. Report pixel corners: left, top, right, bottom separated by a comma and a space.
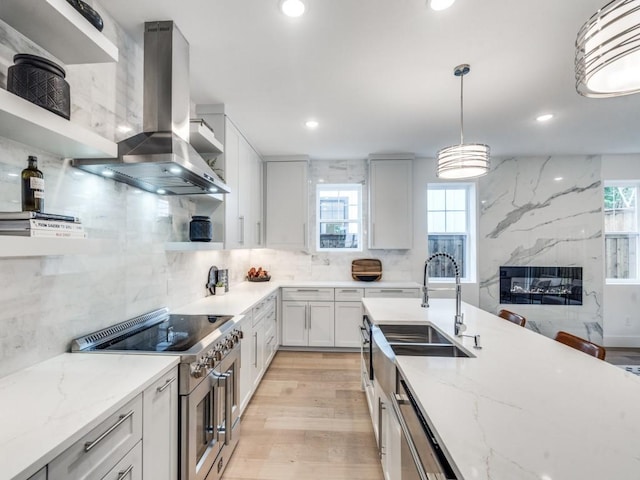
189, 216, 212, 242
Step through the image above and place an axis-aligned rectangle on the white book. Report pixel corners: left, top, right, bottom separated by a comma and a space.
0, 211, 79, 222
0, 229, 87, 239
0, 219, 85, 232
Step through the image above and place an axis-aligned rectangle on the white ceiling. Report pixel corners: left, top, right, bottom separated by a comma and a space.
100, 0, 640, 160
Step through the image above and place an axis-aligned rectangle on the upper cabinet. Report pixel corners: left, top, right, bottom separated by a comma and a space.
265, 158, 309, 250
368, 156, 413, 250
0, 0, 119, 64
195, 106, 263, 250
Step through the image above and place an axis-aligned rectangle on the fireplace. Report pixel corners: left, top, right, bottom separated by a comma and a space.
499, 266, 582, 305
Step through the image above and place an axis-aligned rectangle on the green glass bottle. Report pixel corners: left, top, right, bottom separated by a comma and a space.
21, 155, 44, 212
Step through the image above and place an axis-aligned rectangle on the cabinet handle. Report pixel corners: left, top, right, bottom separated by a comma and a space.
84, 410, 134, 452
308, 304, 312, 330
381, 289, 404, 293
257, 221, 261, 245
372, 223, 375, 247
117, 464, 134, 480
253, 332, 258, 367
239, 216, 245, 245
378, 398, 385, 458
340, 289, 358, 292
296, 289, 320, 292
157, 376, 176, 393
303, 223, 307, 248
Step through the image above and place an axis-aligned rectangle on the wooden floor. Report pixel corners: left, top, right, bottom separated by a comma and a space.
222, 351, 384, 480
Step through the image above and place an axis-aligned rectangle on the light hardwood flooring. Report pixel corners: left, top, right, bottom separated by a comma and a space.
222, 351, 384, 480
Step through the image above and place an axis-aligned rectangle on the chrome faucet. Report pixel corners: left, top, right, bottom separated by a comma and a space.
422, 252, 466, 336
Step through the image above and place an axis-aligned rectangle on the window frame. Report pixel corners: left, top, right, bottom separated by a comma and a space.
604, 181, 640, 284
316, 183, 363, 252
426, 182, 477, 283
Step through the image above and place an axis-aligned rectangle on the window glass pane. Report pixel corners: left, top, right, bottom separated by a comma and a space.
317, 184, 361, 251
446, 211, 466, 232
446, 189, 466, 211
427, 235, 467, 277
428, 189, 445, 211
428, 212, 446, 232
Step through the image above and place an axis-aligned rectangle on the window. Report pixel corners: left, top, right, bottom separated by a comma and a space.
427, 183, 476, 281
317, 184, 362, 251
604, 182, 639, 282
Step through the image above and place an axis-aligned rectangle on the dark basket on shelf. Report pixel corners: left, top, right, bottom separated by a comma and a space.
7, 54, 70, 120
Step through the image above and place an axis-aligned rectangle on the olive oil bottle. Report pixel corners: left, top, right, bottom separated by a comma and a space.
21, 155, 44, 212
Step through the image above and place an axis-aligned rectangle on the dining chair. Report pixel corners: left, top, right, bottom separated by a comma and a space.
497, 309, 527, 327
554, 331, 606, 360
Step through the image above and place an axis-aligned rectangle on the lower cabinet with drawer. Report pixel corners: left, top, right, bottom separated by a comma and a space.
282, 288, 335, 347
27, 467, 47, 480
102, 441, 142, 480
364, 288, 420, 298
49, 394, 143, 480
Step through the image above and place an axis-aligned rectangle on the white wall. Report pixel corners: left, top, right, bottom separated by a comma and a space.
601, 154, 640, 347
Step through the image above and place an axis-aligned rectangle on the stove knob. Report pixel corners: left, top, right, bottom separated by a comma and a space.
205, 355, 215, 368
192, 364, 205, 378
214, 349, 223, 361
225, 338, 234, 349
236, 329, 244, 339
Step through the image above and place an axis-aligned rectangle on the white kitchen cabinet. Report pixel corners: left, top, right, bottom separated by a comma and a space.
334, 301, 363, 348
142, 367, 178, 480
239, 314, 255, 414
282, 301, 335, 347
49, 394, 142, 480
251, 319, 266, 390
102, 441, 142, 480
195, 108, 263, 249
368, 157, 413, 250
377, 388, 401, 480
265, 159, 309, 249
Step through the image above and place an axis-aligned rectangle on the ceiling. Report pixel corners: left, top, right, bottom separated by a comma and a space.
100, 0, 640, 160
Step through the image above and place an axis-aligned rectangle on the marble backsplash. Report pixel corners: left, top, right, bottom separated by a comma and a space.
477, 156, 604, 342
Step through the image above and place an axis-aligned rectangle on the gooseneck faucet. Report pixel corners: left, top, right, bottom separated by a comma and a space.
422, 252, 466, 336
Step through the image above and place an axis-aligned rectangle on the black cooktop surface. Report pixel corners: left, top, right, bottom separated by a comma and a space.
93, 314, 234, 352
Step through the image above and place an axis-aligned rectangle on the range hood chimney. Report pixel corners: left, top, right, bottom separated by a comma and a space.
72, 21, 230, 195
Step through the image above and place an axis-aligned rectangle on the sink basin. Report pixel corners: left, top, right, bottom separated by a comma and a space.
378, 324, 451, 345
389, 343, 471, 358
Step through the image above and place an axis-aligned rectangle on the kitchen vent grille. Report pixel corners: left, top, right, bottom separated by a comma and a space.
71, 307, 169, 351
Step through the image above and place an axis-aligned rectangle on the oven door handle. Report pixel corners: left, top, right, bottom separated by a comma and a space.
218, 372, 233, 445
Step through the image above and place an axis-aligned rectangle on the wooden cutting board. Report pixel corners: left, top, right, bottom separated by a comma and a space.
352, 258, 382, 281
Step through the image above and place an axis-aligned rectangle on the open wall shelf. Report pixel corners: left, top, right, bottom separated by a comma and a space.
0, 237, 115, 257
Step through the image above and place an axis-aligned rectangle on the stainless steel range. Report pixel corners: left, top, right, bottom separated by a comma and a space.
71, 308, 243, 480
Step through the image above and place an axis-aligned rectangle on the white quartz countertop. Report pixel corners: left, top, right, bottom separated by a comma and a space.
0, 353, 179, 480
362, 297, 640, 480
174, 280, 420, 316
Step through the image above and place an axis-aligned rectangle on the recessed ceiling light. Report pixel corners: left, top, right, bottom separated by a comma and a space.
536, 113, 554, 122
305, 119, 319, 129
157, 188, 167, 194
102, 170, 114, 177
554, 177, 563, 181
169, 166, 181, 174
429, 0, 455, 11
209, 187, 218, 192
280, 0, 305, 17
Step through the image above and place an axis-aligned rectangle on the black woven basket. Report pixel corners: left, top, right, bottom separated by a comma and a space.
7, 54, 70, 120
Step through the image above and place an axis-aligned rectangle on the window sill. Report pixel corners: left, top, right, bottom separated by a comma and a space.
606, 279, 640, 286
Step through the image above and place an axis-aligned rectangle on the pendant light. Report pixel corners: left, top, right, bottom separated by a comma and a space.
436, 64, 490, 179
576, 0, 640, 97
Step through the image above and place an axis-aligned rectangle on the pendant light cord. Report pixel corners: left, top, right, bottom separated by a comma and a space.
459, 72, 464, 145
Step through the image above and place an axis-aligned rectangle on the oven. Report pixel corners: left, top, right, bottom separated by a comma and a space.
181, 341, 240, 480
70, 308, 243, 480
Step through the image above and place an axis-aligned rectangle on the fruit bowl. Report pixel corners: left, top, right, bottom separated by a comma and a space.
247, 275, 271, 282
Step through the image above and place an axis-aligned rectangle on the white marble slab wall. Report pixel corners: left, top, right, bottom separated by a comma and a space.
0, 8, 227, 378
477, 156, 603, 342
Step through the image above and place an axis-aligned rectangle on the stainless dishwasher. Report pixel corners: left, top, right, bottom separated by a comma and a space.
390, 373, 458, 480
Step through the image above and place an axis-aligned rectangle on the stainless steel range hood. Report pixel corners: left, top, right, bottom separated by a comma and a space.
72, 21, 230, 195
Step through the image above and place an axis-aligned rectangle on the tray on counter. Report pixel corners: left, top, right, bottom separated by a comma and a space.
352, 258, 382, 282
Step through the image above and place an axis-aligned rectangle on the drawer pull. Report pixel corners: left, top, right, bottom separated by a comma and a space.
84, 410, 135, 452
157, 376, 177, 393
117, 464, 134, 480
339, 289, 358, 292
296, 289, 320, 292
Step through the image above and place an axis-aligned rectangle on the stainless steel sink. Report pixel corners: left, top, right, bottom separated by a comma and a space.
378, 324, 451, 345
388, 343, 470, 358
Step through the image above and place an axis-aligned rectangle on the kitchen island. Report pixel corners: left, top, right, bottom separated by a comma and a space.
363, 297, 640, 479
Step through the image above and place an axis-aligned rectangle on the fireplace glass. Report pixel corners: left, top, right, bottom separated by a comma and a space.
499, 266, 582, 305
